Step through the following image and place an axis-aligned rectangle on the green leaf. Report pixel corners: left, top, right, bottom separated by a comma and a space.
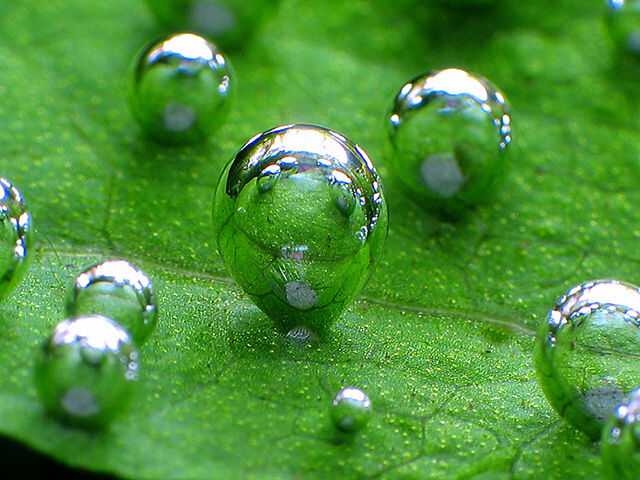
0, 0, 633, 477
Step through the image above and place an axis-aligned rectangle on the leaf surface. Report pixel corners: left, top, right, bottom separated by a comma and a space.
0, 1, 632, 478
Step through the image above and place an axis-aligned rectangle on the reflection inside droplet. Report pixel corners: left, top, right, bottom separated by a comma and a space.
213, 124, 388, 332
286, 325, 317, 345
164, 103, 196, 132
152, 32, 214, 63
62, 388, 100, 417
421, 153, 465, 198
285, 281, 317, 310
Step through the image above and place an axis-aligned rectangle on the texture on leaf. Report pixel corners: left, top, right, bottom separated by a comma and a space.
0, 1, 633, 478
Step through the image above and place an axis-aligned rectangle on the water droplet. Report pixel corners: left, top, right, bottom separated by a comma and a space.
213, 124, 388, 333
34, 315, 138, 428
130, 32, 233, 144
602, 388, 640, 479
535, 279, 640, 439
66, 260, 158, 345
607, 0, 640, 56
388, 68, 511, 213
0, 178, 32, 300
331, 387, 372, 433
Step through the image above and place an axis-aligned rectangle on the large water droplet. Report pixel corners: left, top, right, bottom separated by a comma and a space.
213, 124, 388, 333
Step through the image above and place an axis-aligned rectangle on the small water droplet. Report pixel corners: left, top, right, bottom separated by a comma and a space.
0, 177, 32, 300
34, 315, 139, 427
130, 32, 232, 144
67, 260, 157, 345
535, 279, 640, 439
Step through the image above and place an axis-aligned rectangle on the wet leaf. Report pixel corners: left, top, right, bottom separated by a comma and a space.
0, 1, 629, 478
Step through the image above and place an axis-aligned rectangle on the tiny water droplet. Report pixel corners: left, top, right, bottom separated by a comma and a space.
331, 386, 372, 433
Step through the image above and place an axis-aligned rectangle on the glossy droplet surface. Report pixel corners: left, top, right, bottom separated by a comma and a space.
331, 387, 372, 432
388, 68, 511, 214
130, 32, 233, 144
535, 279, 640, 439
213, 124, 388, 334
66, 260, 158, 345
34, 315, 139, 428
144, 0, 275, 50
0, 177, 32, 300
607, 0, 640, 56
602, 388, 640, 479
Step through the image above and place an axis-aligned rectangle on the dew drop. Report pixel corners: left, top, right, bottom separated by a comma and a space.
389, 68, 510, 212
0, 177, 31, 300
331, 387, 372, 433
130, 32, 232, 144
34, 315, 139, 428
602, 387, 640, 479
535, 279, 640, 439
67, 260, 158, 346
213, 124, 388, 332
